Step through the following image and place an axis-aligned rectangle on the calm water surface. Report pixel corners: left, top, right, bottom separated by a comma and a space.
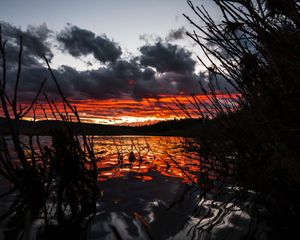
2, 136, 252, 240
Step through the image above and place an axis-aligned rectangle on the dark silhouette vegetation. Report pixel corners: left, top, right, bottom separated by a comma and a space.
0, 27, 99, 239
182, 0, 300, 239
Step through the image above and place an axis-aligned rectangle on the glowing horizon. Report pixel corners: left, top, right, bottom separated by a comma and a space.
14, 93, 239, 126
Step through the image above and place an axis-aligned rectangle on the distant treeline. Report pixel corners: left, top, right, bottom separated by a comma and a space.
0, 117, 204, 137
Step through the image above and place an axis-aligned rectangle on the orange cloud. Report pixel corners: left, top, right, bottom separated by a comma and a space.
1, 94, 239, 125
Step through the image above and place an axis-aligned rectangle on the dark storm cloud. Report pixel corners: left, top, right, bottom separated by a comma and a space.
131, 71, 201, 100
57, 25, 122, 63
141, 68, 156, 81
5, 65, 75, 102
5, 44, 41, 67
0, 21, 53, 67
59, 63, 130, 100
5, 59, 141, 102
208, 74, 236, 93
166, 27, 186, 41
139, 42, 196, 73
160, 72, 201, 94
5, 59, 203, 103
2, 22, 230, 103
57, 60, 145, 100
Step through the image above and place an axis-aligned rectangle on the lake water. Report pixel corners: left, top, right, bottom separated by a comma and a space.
1, 136, 255, 240
93, 136, 200, 183
8, 135, 201, 183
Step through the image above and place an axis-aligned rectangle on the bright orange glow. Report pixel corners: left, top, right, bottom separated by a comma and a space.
1, 94, 239, 125
94, 136, 200, 183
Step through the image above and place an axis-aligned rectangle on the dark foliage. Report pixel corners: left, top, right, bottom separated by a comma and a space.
0, 27, 99, 239
183, 0, 300, 238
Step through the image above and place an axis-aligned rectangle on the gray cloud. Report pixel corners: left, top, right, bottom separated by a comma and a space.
139, 34, 162, 44
1, 22, 237, 104
139, 42, 196, 73
207, 74, 236, 93
57, 24, 122, 63
5, 59, 203, 103
166, 27, 187, 41
5, 65, 75, 102
141, 67, 156, 81
0, 21, 53, 67
5, 44, 41, 67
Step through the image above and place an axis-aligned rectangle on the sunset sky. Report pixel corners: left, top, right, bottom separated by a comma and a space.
0, 0, 229, 125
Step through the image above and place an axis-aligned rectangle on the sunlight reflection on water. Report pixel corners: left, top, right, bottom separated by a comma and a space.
92, 136, 200, 183
6, 135, 201, 184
